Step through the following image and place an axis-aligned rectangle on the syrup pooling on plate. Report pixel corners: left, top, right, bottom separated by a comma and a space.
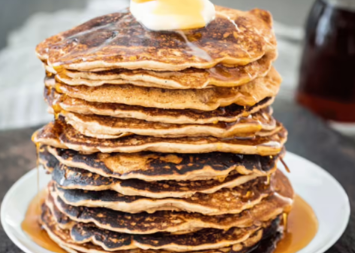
21, 190, 66, 253
275, 195, 319, 253
130, 0, 216, 31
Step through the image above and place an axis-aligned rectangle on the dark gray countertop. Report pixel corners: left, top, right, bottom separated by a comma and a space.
0, 99, 354, 253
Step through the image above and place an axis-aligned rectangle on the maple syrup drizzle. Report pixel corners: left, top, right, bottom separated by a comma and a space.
21, 190, 66, 253
265, 174, 271, 185
32, 139, 41, 193
275, 195, 319, 253
281, 158, 291, 173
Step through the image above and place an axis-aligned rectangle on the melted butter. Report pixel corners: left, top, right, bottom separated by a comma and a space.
275, 195, 318, 253
132, 0, 206, 30
21, 190, 66, 253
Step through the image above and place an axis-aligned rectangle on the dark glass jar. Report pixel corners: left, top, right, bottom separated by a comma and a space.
297, 0, 355, 123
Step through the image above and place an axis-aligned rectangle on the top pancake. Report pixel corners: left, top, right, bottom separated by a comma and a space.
36, 7, 277, 71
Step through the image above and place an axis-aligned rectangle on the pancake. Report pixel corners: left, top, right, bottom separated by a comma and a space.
46, 171, 293, 234
41, 203, 281, 253
46, 192, 74, 230
40, 145, 282, 182
33, 120, 287, 155
54, 51, 277, 89
61, 108, 278, 139
42, 201, 269, 252
70, 222, 265, 252
45, 87, 275, 125
50, 163, 276, 198
54, 181, 269, 215
36, 7, 277, 71
53, 68, 281, 110
53, 171, 288, 215
38, 146, 59, 174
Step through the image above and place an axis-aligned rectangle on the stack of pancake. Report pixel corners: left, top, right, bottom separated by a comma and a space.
32, 6, 294, 253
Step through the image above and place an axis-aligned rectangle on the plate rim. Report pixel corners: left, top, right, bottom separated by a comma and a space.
1, 152, 351, 253
285, 152, 351, 253
1, 167, 51, 253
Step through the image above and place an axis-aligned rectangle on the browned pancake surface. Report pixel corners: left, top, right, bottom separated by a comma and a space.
46, 170, 293, 234
61, 108, 277, 139
41, 203, 281, 253
33, 119, 287, 155
49, 163, 275, 198
37, 7, 276, 71
45, 86, 275, 125
54, 68, 281, 110
40, 145, 282, 181
53, 170, 289, 215
42, 201, 269, 252
55, 51, 277, 89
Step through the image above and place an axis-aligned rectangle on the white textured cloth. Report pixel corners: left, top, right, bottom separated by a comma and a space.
0, 0, 303, 130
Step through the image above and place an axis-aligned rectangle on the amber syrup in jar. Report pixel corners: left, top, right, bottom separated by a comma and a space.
297, 0, 355, 123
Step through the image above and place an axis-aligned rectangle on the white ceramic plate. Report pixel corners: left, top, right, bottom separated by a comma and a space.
1, 152, 350, 253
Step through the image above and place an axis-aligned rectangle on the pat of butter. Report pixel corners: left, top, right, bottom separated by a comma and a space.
130, 0, 216, 31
